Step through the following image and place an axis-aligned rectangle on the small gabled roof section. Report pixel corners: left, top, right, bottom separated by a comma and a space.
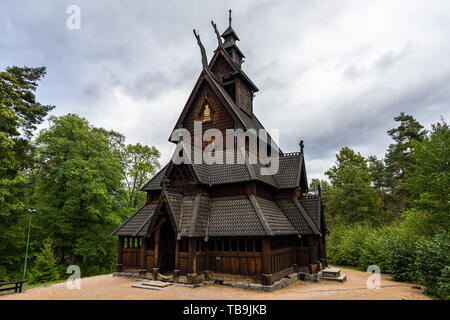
275, 197, 321, 236
209, 47, 258, 92
250, 195, 297, 236
146, 188, 183, 235
293, 198, 322, 236
111, 202, 158, 236
140, 164, 168, 191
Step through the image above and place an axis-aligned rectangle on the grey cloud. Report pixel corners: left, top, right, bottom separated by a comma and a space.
1, 0, 449, 182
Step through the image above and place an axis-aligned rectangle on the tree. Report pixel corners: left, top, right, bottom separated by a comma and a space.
325, 147, 380, 225
407, 119, 450, 230
123, 143, 160, 209
34, 114, 126, 273
384, 112, 427, 213
0, 67, 53, 281
368, 156, 388, 225
309, 178, 330, 195
30, 238, 59, 283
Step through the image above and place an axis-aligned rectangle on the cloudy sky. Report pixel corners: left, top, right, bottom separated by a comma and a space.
1, 0, 449, 180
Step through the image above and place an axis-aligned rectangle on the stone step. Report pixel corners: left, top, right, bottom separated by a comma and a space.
322, 268, 341, 278
323, 274, 347, 282
131, 284, 162, 290
140, 280, 173, 288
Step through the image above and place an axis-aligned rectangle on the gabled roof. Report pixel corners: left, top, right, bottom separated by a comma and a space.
221, 26, 240, 41
111, 202, 158, 236
140, 143, 307, 191
140, 164, 168, 191
170, 69, 249, 138
274, 197, 322, 236
209, 47, 258, 92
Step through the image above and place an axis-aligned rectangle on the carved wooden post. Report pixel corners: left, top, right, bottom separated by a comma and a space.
152, 228, 160, 279
187, 238, 197, 284
262, 238, 272, 285
140, 237, 147, 270
175, 238, 180, 270
308, 236, 317, 273
117, 236, 123, 272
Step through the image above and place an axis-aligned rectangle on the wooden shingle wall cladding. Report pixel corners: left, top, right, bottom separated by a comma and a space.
182, 81, 236, 148
211, 54, 235, 82
237, 80, 252, 115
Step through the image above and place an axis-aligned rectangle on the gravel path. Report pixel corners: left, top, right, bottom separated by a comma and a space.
0, 267, 429, 300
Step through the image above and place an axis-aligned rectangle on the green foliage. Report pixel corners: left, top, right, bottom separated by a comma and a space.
326, 213, 449, 299
326, 223, 372, 267
384, 112, 427, 214
34, 114, 127, 272
415, 231, 450, 299
0, 66, 53, 281
122, 143, 160, 209
325, 147, 381, 225
407, 120, 450, 230
30, 238, 59, 283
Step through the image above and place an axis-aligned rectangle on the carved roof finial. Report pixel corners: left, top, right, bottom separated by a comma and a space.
193, 29, 208, 70
300, 140, 304, 153
211, 20, 223, 47
229, 9, 232, 27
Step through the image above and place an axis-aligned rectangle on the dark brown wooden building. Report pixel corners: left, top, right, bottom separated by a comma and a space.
112, 13, 328, 285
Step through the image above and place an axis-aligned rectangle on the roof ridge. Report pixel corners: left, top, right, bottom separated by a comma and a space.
239, 147, 257, 180
188, 193, 201, 237
176, 195, 185, 240
296, 153, 303, 188
249, 194, 273, 236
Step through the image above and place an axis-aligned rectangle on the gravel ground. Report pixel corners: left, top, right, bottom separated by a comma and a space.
0, 267, 429, 300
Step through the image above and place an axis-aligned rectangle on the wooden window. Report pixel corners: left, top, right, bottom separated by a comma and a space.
247, 239, 254, 252
231, 239, 238, 252
216, 239, 223, 251
223, 239, 229, 251
255, 239, 262, 252
239, 239, 246, 252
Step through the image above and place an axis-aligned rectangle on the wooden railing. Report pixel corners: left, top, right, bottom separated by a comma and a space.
206, 251, 263, 276
122, 248, 140, 268
270, 247, 293, 274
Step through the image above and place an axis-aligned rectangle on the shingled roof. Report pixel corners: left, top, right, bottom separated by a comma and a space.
115, 191, 327, 238
275, 197, 321, 236
141, 145, 305, 191
112, 202, 158, 236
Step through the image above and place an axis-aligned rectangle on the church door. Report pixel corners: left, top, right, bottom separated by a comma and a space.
158, 219, 176, 274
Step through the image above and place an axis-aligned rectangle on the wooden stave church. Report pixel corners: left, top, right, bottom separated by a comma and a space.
112, 13, 328, 285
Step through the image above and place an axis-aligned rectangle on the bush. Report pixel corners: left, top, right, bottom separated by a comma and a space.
327, 224, 372, 268
326, 216, 449, 299
30, 238, 59, 284
415, 231, 450, 299
386, 230, 419, 282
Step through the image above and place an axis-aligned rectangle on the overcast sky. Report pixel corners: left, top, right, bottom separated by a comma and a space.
1, 0, 449, 181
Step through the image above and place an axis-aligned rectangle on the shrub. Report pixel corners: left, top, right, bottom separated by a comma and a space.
415, 231, 450, 299
30, 238, 59, 284
327, 224, 372, 268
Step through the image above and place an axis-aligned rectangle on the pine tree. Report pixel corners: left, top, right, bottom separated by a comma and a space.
325, 147, 380, 225
30, 238, 59, 283
407, 119, 450, 230
385, 112, 427, 214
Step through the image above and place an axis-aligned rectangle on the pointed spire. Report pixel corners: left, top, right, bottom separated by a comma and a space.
229, 9, 232, 27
